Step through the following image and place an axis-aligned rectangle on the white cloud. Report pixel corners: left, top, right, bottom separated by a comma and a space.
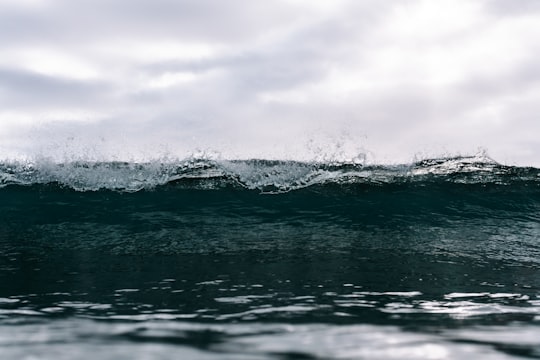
0, 0, 49, 10
0, 47, 100, 80
93, 40, 223, 64
145, 72, 198, 89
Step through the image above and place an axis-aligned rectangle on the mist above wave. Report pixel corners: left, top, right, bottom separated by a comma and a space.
1, 153, 538, 193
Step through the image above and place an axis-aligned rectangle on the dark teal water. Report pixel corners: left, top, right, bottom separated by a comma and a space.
1, 158, 540, 359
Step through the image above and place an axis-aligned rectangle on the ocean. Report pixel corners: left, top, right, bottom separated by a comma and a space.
1, 155, 540, 359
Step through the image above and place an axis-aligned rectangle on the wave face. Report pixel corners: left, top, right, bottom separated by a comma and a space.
2, 155, 540, 359
2, 154, 540, 192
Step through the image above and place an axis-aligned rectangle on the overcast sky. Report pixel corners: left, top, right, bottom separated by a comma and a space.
1, 0, 539, 165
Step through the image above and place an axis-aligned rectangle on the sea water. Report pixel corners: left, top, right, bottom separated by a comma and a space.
1, 156, 540, 359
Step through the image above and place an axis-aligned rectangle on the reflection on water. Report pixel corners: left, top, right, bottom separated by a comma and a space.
3, 319, 540, 359
1, 244, 540, 359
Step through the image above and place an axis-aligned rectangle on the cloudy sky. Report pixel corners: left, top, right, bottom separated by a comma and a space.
1, 0, 539, 165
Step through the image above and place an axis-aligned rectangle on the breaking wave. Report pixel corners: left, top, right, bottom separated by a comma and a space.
1, 153, 539, 193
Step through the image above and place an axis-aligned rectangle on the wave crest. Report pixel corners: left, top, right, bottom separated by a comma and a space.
1, 155, 539, 192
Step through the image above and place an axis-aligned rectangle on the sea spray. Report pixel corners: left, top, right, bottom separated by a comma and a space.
1, 154, 539, 192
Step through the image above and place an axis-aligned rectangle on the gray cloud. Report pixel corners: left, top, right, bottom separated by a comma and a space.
485, 0, 540, 15
0, 0, 302, 45
0, 68, 110, 109
0, 0, 539, 165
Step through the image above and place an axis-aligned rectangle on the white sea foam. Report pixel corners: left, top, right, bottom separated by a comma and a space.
0, 154, 538, 192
